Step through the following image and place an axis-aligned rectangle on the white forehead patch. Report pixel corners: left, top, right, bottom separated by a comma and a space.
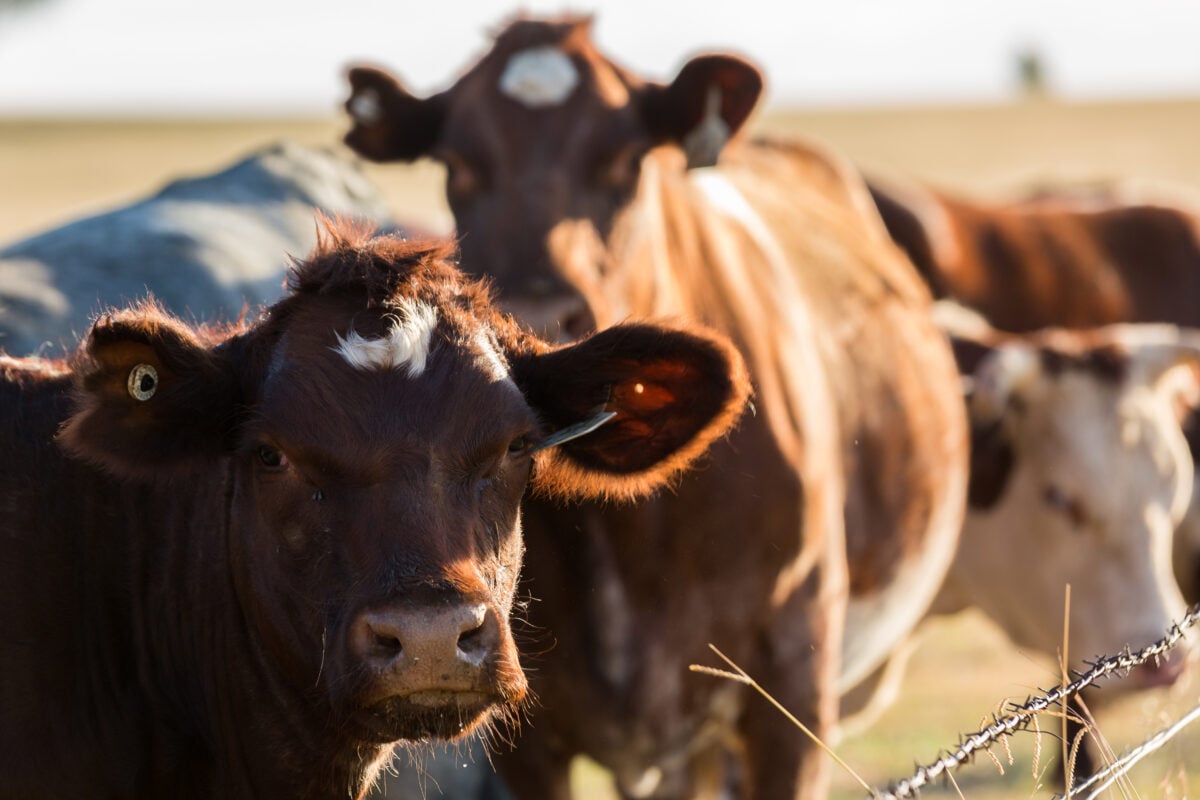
499, 46, 579, 108
333, 299, 438, 376
349, 89, 382, 123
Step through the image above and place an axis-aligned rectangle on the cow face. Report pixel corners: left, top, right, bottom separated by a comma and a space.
344, 16, 763, 339
58, 227, 749, 744
954, 326, 1197, 690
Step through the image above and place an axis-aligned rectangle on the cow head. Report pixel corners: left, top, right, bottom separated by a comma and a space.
950, 325, 1198, 691
57, 224, 749, 750
343, 15, 763, 339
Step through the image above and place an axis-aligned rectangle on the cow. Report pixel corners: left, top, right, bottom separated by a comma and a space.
865, 175, 1200, 334
0, 223, 750, 800
344, 15, 969, 799
0, 140, 394, 357
867, 177, 1200, 608
842, 310, 1197, 745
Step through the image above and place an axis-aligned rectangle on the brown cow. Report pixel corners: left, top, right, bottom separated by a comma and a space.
344, 16, 968, 799
866, 175, 1200, 333
0, 223, 749, 800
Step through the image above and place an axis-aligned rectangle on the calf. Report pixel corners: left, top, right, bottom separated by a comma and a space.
0, 140, 393, 357
345, 15, 968, 798
0, 224, 748, 800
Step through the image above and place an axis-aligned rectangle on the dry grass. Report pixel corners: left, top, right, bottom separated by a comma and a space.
4, 99, 1200, 796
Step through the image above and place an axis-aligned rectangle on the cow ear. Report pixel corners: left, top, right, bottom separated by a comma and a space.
58, 309, 243, 482
343, 66, 446, 162
639, 55, 763, 168
510, 322, 750, 501
964, 345, 1037, 509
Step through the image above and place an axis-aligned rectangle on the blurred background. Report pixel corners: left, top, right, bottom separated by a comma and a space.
2, 0, 1198, 796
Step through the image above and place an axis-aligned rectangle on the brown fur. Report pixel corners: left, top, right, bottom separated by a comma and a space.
870, 177, 1200, 332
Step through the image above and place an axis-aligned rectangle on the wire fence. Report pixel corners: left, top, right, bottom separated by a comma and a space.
869, 602, 1200, 799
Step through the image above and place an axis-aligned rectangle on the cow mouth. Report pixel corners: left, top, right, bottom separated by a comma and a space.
353, 690, 500, 743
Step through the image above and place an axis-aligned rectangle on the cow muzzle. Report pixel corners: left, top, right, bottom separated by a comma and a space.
345, 601, 523, 740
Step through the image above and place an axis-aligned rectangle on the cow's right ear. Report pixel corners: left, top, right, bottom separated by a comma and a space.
343, 66, 446, 162
639, 54, 763, 168
964, 344, 1037, 509
510, 322, 751, 502
58, 309, 243, 482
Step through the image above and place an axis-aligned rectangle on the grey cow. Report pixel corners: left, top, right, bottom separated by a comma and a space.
0, 140, 392, 356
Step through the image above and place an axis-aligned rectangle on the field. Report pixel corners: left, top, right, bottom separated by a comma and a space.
4, 99, 1200, 797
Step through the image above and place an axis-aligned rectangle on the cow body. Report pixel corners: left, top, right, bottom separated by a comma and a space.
0, 141, 393, 357
0, 227, 748, 800
867, 177, 1200, 333
346, 17, 968, 798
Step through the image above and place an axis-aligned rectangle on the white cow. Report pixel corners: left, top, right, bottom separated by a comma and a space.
843, 311, 1197, 735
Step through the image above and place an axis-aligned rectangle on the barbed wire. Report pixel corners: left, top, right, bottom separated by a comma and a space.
1056, 699, 1200, 800
870, 602, 1200, 799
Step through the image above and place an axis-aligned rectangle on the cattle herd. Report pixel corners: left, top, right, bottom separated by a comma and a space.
2, 13, 1198, 800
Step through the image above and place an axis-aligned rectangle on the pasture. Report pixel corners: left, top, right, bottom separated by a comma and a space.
3, 98, 1200, 797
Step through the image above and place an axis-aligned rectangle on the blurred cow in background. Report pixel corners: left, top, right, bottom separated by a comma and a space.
345, 14, 969, 799
0, 140, 393, 357
843, 306, 1198, 787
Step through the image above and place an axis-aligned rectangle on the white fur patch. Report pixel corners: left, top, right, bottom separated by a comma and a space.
472, 328, 511, 383
349, 89, 382, 123
333, 299, 438, 375
499, 46, 579, 108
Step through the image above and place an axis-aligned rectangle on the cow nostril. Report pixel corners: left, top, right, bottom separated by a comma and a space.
369, 630, 403, 660
457, 622, 485, 654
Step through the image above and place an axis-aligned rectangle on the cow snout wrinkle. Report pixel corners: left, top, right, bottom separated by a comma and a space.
349, 602, 499, 697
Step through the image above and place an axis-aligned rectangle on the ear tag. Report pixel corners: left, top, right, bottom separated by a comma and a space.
127, 364, 159, 402
529, 408, 618, 454
683, 85, 730, 169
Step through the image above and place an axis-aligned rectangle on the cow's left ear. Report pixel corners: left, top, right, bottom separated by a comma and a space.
58, 309, 243, 482
639, 54, 763, 168
343, 66, 447, 163
510, 322, 751, 501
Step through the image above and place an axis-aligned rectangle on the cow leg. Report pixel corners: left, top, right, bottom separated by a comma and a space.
490, 728, 573, 800
738, 570, 843, 800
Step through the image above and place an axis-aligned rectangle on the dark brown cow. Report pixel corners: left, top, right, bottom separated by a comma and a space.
345, 16, 968, 799
0, 223, 749, 800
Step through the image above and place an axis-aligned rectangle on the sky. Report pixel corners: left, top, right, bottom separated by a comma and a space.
1, 0, 1199, 115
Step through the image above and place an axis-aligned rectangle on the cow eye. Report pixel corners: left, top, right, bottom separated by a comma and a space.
507, 435, 532, 456
1042, 485, 1086, 527
441, 151, 485, 199
594, 142, 645, 191
257, 444, 288, 470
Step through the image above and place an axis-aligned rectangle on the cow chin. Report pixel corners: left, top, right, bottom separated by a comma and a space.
354, 691, 504, 744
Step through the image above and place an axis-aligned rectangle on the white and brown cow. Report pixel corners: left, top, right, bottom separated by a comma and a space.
845, 314, 1198, 731
345, 16, 968, 799
0, 224, 749, 800
944, 320, 1195, 674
